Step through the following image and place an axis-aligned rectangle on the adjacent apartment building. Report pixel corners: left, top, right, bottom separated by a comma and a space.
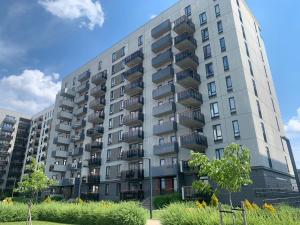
45, 0, 299, 203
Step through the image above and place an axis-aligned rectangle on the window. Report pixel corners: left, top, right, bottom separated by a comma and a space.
105, 184, 109, 195
271, 98, 276, 112
210, 102, 219, 118
205, 62, 214, 78
120, 100, 124, 110
110, 91, 114, 100
213, 124, 223, 142
252, 79, 258, 97
106, 166, 110, 177
215, 4, 220, 17
108, 134, 112, 145
117, 164, 121, 177
109, 119, 113, 129
238, 10, 243, 23
248, 60, 254, 76
170, 136, 177, 142
261, 122, 268, 143
226, 76, 233, 91
245, 42, 250, 57
223, 56, 229, 71
201, 28, 209, 42
109, 104, 114, 114
138, 35, 143, 46
119, 114, 124, 125
285, 156, 290, 173
266, 147, 272, 168
111, 77, 116, 87
256, 100, 262, 119
203, 44, 212, 59
160, 159, 165, 166
199, 12, 207, 25
98, 60, 102, 71
215, 148, 224, 160
112, 47, 125, 62
160, 178, 166, 191
229, 97, 236, 113
120, 86, 125, 96
159, 137, 164, 145
208, 81, 217, 97
217, 21, 223, 33
232, 120, 240, 138
241, 26, 246, 40
185, 5, 192, 17
118, 130, 123, 142
219, 37, 226, 52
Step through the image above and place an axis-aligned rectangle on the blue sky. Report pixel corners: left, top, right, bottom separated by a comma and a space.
0, 0, 299, 167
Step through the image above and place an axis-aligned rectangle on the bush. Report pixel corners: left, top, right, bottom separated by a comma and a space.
2, 197, 13, 205
210, 194, 219, 207
0, 201, 147, 225
50, 195, 64, 202
153, 193, 181, 209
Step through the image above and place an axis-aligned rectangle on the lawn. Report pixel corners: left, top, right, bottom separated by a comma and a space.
0, 222, 74, 225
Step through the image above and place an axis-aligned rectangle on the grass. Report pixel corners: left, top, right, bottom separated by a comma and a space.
0, 222, 74, 225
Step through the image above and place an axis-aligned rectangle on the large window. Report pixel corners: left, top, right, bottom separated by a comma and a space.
207, 81, 217, 97
223, 56, 229, 71
203, 44, 212, 59
185, 5, 192, 17
266, 147, 272, 168
199, 12, 207, 25
229, 97, 236, 113
248, 60, 254, 76
220, 37, 226, 52
138, 35, 143, 46
217, 21, 223, 34
213, 124, 223, 142
232, 120, 240, 138
226, 76, 233, 91
215, 148, 224, 160
201, 28, 209, 42
256, 100, 263, 119
215, 4, 221, 17
252, 79, 258, 97
205, 62, 214, 78
261, 122, 268, 143
210, 102, 219, 118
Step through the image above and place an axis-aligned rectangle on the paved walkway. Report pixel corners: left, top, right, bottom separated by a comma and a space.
146, 219, 161, 225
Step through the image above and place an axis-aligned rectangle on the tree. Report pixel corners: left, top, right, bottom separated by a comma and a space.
189, 143, 252, 207
15, 159, 57, 202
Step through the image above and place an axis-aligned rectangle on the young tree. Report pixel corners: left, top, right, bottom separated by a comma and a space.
189, 143, 252, 206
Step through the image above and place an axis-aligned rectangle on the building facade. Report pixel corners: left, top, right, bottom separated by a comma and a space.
45, 0, 299, 203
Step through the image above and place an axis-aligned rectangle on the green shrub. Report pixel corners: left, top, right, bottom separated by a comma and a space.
153, 193, 181, 209
50, 195, 64, 202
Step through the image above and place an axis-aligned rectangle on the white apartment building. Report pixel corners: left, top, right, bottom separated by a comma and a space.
45, 0, 299, 204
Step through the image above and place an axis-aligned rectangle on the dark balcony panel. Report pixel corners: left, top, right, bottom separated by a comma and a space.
152, 83, 175, 100
59, 178, 75, 186
0, 159, 8, 166
0, 151, 9, 157
153, 102, 176, 117
122, 149, 144, 161
76, 82, 89, 93
68, 162, 82, 171
85, 142, 103, 152
173, 15, 195, 35
180, 161, 196, 174
152, 34, 172, 53
72, 120, 86, 129
52, 150, 68, 158
174, 32, 197, 51
90, 85, 107, 98
123, 64, 144, 81
58, 99, 73, 110
89, 98, 106, 111
73, 107, 87, 117
124, 80, 144, 96
153, 142, 179, 156
71, 133, 85, 142
123, 130, 144, 143
87, 111, 105, 124
125, 50, 144, 67
70, 147, 84, 156
153, 121, 177, 136
175, 50, 199, 70
152, 66, 174, 84
74, 95, 89, 105
57, 110, 73, 121
152, 49, 173, 68
179, 111, 205, 129
87, 175, 101, 184
177, 89, 203, 108
151, 19, 171, 39
86, 126, 104, 139
121, 169, 144, 181
152, 165, 177, 177
120, 190, 144, 201
60, 88, 75, 98
123, 113, 144, 126
92, 70, 107, 85
88, 158, 102, 167
124, 96, 144, 111
53, 136, 70, 146
180, 133, 208, 152
176, 69, 201, 89
78, 70, 91, 82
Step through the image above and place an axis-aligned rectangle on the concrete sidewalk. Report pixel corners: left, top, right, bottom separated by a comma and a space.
146, 219, 161, 225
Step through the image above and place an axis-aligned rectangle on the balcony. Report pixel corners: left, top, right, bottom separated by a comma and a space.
58, 99, 73, 109
87, 126, 104, 139
78, 70, 91, 82
174, 33, 197, 51
123, 112, 144, 126
180, 133, 208, 152
91, 70, 107, 85
53, 136, 70, 146
152, 49, 173, 68
0, 151, 9, 157
1, 126, 14, 133
123, 130, 144, 143
73, 107, 87, 117
122, 148, 144, 161
60, 88, 75, 98
173, 15, 195, 35
72, 119, 86, 129
153, 102, 176, 117
3, 116, 16, 125
59, 178, 75, 186
85, 142, 103, 152
0, 169, 6, 176
152, 83, 175, 100
124, 80, 144, 96
120, 190, 144, 201
125, 50, 144, 67
90, 85, 106, 98
152, 165, 177, 177
177, 89, 203, 108
87, 175, 100, 184
176, 69, 201, 89
179, 111, 205, 129
87, 111, 105, 124
180, 161, 195, 174
121, 169, 144, 181
74, 95, 88, 105
71, 134, 85, 142
153, 142, 179, 155
68, 162, 82, 171
152, 34, 172, 53
175, 50, 199, 70
57, 110, 73, 121
51, 164, 67, 172
151, 19, 171, 39
89, 98, 106, 111
88, 158, 102, 167
123, 64, 144, 81
124, 96, 144, 111
51, 150, 68, 158
55, 123, 71, 133
0, 159, 8, 166
152, 66, 174, 84
153, 121, 177, 136
76, 82, 89, 93
69, 147, 84, 156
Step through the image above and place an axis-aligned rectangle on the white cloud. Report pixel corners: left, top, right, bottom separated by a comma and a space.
0, 69, 61, 115
285, 107, 300, 168
0, 40, 26, 65
38, 0, 105, 30
150, 14, 157, 19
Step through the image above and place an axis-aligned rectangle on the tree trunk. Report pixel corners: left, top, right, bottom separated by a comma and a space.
229, 192, 233, 208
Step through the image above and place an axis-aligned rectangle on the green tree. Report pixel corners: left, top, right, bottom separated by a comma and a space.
189, 143, 252, 206
15, 159, 56, 202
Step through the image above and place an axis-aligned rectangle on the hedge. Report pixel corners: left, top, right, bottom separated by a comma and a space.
0, 201, 147, 225
153, 193, 181, 209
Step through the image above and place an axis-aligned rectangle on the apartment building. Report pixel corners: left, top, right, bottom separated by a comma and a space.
45, 0, 299, 203
0, 109, 31, 194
